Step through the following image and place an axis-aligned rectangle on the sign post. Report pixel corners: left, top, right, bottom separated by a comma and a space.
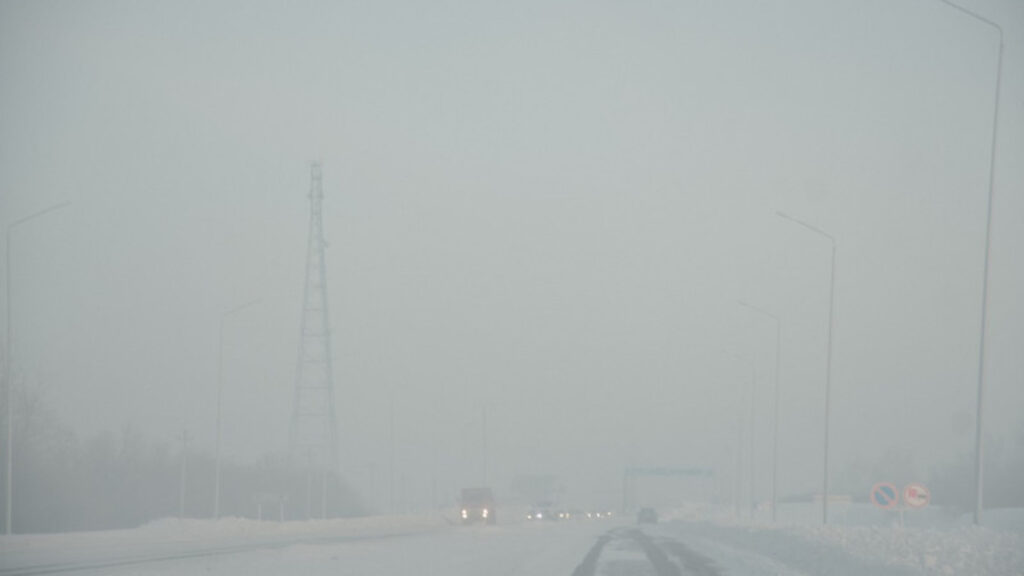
870, 482, 901, 527
870, 482, 931, 528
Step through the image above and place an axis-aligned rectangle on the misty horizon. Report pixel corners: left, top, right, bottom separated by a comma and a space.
2, 0, 1022, 525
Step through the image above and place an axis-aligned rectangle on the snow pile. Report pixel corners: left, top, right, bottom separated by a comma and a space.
0, 513, 450, 572
792, 524, 1024, 576
666, 510, 1024, 576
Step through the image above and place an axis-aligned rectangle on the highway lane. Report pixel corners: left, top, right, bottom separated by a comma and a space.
1, 517, 926, 575
1, 519, 610, 576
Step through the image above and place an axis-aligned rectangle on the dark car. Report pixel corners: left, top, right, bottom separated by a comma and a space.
637, 507, 658, 524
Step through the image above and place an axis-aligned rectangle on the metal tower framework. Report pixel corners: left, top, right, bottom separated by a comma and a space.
290, 162, 340, 473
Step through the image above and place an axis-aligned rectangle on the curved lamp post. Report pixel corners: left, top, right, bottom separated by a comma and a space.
4, 201, 71, 534
213, 298, 260, 519
777, 211, 836, 524
934, 0, 1003, 527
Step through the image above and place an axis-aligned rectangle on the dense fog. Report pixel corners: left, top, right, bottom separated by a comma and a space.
1, 0, 1022, 534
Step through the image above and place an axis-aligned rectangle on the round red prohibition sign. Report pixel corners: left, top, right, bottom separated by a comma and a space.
870, 482, 899, 510
903, 483, 930, 509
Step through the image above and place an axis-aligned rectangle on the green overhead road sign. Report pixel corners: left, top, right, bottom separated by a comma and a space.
625, 467, 715, 478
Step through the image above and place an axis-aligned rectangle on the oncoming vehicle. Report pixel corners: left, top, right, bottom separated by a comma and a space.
459, 487, 496, 525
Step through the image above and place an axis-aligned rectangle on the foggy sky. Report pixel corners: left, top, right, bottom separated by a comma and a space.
2, 0, 1023, 509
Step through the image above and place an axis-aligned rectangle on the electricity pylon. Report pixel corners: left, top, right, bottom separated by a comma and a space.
289, 162, 340, 476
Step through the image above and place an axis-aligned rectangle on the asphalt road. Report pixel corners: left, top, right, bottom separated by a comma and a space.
572, 526, 722, 576
0, 518, 921, 576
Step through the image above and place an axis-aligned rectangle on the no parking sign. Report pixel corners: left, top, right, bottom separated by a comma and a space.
870, 482, 899, 510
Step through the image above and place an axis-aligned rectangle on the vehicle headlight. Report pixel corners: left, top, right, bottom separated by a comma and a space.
482, 508, 489, 518
461, 509, 468, 519
536, 512, 543, 519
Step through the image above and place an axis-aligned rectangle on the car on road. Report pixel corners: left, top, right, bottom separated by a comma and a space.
526, 508, 549, 521
637, 507, 658, 524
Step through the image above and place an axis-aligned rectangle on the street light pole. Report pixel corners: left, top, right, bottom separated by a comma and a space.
734, 374, 743, 519
481, 403, 488, 487
179, 429, 189, 519
933, 0, 1002, 528
748, 364, 756, 519
728, 352, 753, 519
738, 300, 782, 522
389, 398, 395, 514
213, 298, 260, 519
4, 201, 70, 535
777, 211, 836, 525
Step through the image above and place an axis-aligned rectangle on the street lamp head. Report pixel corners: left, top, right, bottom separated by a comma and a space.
223, 298, 261, 318
775, 210, 835, 244
737, 300, 780, 323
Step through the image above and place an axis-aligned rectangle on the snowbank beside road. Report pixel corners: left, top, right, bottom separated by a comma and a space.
661, 510, 1024, 576
139, 513, 449, 541
0, 514, 450, 572
791, 523, 1024, 576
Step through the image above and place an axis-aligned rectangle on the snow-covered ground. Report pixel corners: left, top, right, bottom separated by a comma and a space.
0, 514, 451, 574
651, 519, 1024, 576
0, 514, 613, 576
2, 506, 1023, 575
659, 504, 1024, 576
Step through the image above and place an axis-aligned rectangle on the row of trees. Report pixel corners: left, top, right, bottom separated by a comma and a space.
0, 381, 366, 534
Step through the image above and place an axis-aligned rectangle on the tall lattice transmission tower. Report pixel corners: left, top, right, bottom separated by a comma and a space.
290, 162, 339, 473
